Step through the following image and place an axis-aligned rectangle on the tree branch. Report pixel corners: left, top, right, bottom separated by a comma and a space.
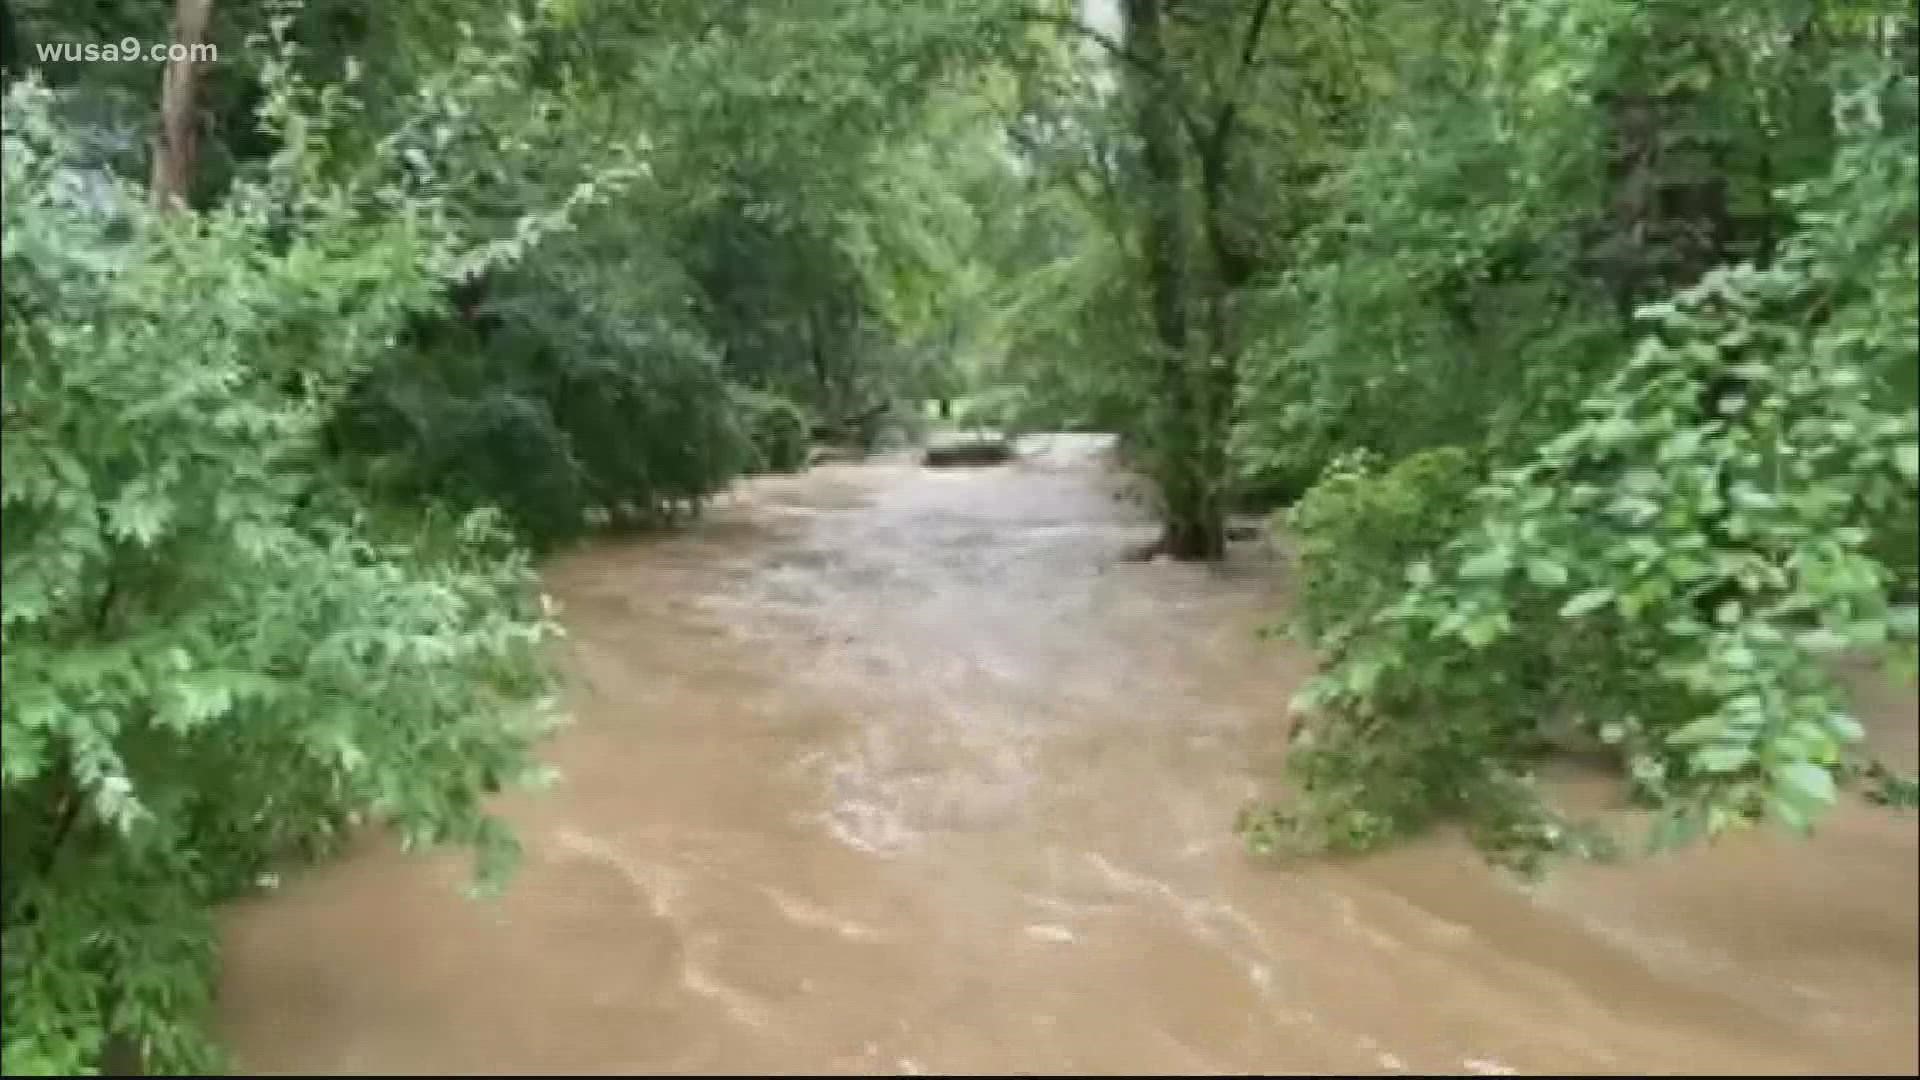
1018, 10, 1146, 71
1016, 8, 1209, 147
1195, 0, 1283, 288
1209, 0, 1281, 168
1236, 0, 1282, 87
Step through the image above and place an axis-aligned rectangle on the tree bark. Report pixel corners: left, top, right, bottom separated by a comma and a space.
150, 0, 214, 211
1, 0, 26, 82
1197, 0, 1276, 290
1121, 0, 1226, 560
1122, 0, 1188, 356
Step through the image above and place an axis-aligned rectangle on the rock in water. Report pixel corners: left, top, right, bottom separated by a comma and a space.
923, 434, 1012, 468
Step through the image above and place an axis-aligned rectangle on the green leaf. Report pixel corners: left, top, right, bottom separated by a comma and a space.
1771, 762, 1837, 807
1895, 442, 1918, 481
1795, 627, 1849, 652
1348, 658, 1384, 694
1560, 589, 1615, 618
1767, 791, 1813, 833
1459, 545, 1513, 580
1668, 715, 1726, 746
1693, 745, 1753, 773
1524, 557, 1568, 587
106, 487, 174, 546
1843, 620, 1889, 647
1459, 611, 1507, 648
1817, 712, 1865, 746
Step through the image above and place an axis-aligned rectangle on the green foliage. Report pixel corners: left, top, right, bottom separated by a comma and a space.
14, 0, 1023, 550
1230, 14, 1619, 500
951, 384, 1032, 435
1286, 448, 1480, 648
299, 8, 764, 548
1264, 56, 1920, 867
0, 38, 600, 1068
3, 0, 1063, 1066
731, 385, 815, 474
951, 378, 1127, 438
333, 262, 750, 547
988, 204, 1151, 438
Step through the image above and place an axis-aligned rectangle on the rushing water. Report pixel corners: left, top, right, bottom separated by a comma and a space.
217, 435, 1919, 1075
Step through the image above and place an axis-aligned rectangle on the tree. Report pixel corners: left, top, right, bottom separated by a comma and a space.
1235, 0, 1919, 871
0, 14, 629, 1068
0, 3, 1074, 1063
148, 0, 212, 208
1004, 0, 1355, 557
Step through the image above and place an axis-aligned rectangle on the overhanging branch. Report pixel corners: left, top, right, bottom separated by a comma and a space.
1015, 8, 1208, 146
1210, 0, 1282, 167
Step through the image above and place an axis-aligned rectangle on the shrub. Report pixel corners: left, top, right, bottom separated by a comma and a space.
0, 60, 586, 1072
1286, 447, 1480, 648
952, 383, 1031, 434
1252, 80, 1919, 871
334, 291, 750, 547
729, 385, 814, 473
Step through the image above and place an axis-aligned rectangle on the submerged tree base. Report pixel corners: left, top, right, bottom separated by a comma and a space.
1121, 521, 1227, 562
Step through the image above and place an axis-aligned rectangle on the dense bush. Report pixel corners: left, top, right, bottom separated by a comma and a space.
1, 0, 1043, 1068
1285, 448, 1480, 649
333, 271, 751, 548
729, 385, 815, 474
0, 61, 586, 1072
309, 16, 757, 550
1228, 34, 1620, 507
1254, 61, 1920, 869
951, 384, 1032, 434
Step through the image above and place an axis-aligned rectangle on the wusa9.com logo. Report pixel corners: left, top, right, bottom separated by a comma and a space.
35, 38, 218, 64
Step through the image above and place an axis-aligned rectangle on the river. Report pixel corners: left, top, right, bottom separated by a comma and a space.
216, 435, 1919, 1075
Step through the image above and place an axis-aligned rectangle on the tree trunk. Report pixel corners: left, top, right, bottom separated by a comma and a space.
1123, 0, 1188, 356
150, 0, 214, 211
807, 306, 834, 423
1121, 0, 1225, 561
1, 0, 26, 82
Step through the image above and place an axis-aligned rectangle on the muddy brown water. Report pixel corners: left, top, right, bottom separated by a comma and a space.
218, 435, 1919, 1076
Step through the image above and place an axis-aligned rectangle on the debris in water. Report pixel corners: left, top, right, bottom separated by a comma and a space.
923, 434, 1013, 468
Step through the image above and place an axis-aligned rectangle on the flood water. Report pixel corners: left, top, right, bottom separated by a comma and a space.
217, 435, 1919, 1075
